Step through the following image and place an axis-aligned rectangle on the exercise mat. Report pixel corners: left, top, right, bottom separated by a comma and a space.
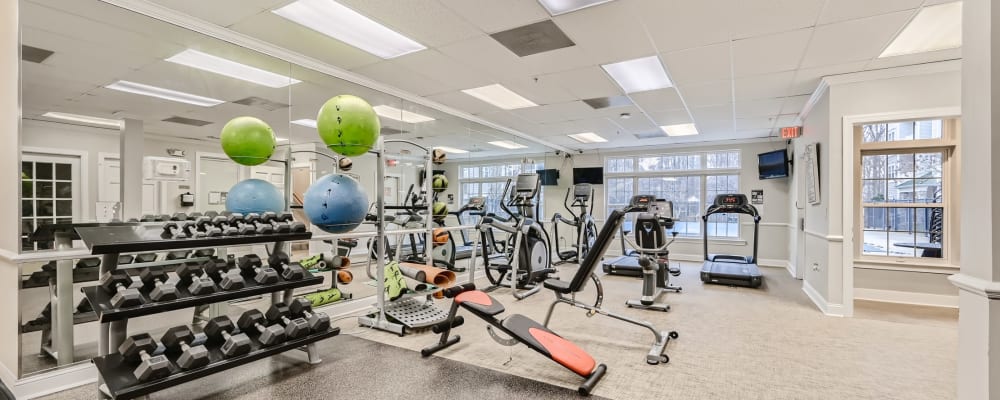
400, 263, 456, 287
397, 263, 427, 282
303, 288, 343, 307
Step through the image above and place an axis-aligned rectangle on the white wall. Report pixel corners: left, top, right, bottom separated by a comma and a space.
447, 140, 794, 267
795, 61, 962, 312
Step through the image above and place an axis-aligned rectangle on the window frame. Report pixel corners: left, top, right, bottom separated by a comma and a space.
853, 118, 958, 267
605, 150, 742, 239
458, 161, 545, 219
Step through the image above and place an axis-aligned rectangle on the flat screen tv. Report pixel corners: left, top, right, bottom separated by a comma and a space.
536, 169, 560, 186
758, 149, 789, 180
573, 167, 604, 184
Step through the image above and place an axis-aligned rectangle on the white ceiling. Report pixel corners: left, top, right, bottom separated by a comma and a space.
21, 0, 964, 157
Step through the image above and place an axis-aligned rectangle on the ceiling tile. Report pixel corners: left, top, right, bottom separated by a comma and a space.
351, 61, 449, 97
613, 114, 658, 133
690, 104, 733, 122
800, 10, 915, 68
774, 114, 800, 127
392, 50, 493, 94
732, 28, 812, 77
735, 98, 784, 119
788, 61, 868, 94
817, 0, 923, 25
735, 117, 775, 131
509, 101, 593, 124
662, 42, 731, 85
865, 47, 962, 70
780, 95, 812, 115
628, 88, 685, 112
540, 66, 622, 99
425, 91, 498, 116
734, 71, 795, 101
149, 0, 287, 27
635, 0, 735, 53
695, 119, 735, 135
438, 35, 536, 80
438, 0, 548, 33
649, 109, 693, 126
336, 0, 481, 47
502, 76, 578, 105
553, 1, 656, 65
677, 80, 732, 107
730, 0, 826, 39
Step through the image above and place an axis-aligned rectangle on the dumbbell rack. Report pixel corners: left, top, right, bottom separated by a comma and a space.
75, 225, 337, 400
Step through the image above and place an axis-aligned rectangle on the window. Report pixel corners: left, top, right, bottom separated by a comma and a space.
459, 161, 544, 219
605, 150, 741, 238
21, 155, 80, 251
856, 119, 955, 261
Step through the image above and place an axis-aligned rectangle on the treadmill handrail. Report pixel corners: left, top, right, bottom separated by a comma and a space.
701, 202, 760, 263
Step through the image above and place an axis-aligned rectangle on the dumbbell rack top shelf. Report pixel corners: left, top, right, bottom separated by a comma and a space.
81, 272, 323, 322
93, 327, 340, 400
75, 225, 312, 254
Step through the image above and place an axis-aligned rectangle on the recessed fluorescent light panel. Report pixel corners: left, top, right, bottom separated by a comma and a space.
276, 137, 289, 142
373, 105, 435, 123
538, 0, 613, 16
105, 80, 225, 107
879, 2, 962, 58
273, 0, 426, 59
661, 123, 699, 136
462, 84, 538, 110
166, 49, 301, 88
42, 112, 122, 128
567, 132, 607, 143
488, 140, 528, 149
436, 146, 469, 154
291, 119, 318, 128
601, 55, 672, 93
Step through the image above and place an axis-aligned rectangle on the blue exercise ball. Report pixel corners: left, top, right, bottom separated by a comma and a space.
303, 173, 368, 233
226, 178, 284, 215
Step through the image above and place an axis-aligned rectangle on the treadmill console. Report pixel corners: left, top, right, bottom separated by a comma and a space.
514, 173, 540, 199
650, 199, 674, 220
467, 196, 486, 210
629, 194, 656, 209
714, 194, 748, 206
573, 183, 592, 200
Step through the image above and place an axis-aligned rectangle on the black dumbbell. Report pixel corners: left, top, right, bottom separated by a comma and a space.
272, 212, 306, 233
119, 333, 172, 382
193, 248, 216, 258
201, 260, 246, 291
176, 263, 217, 295
161, 325, 210, 370
264, 303, 311, 339
189, 212, 203, 219
243, 213, 274, 234
204, 316, 252, 358
182, 219, 206, 238
170, 213, 189, 221
162, 221, 188, 239
140, 214, 158, 222
118, 255, 135, 265
236, 310, 285, 346
227, 213, 255, 235
267, 251, 306, 281
78, 258, 101, 268
237, 254, 279, 284
98, 271, 143, 308
193, 216, 222, 237
210, 215, 238, 236
166, 250, 192, 260
289, 298, 331, 332
135, 253, 158, 263
204, 210, 219, 218
260, 212, 291, 233
139, 267, 178, 302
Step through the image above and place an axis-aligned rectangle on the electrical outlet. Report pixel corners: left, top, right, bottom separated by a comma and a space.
811, 263, 820, 272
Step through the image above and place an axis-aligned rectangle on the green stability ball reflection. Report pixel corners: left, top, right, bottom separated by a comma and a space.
316, 95, 380, 157
220, 116, 276, 166
303, 174, 369, 234
225, 179, 284, 215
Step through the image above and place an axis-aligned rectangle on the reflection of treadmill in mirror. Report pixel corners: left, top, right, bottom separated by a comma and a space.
453, 196, 487, 259
699, 194, 763, 288
602, 198, 679, 277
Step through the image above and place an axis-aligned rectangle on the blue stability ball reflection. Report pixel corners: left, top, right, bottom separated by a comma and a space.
303, 173, 368, 233
225, 178, 284, 215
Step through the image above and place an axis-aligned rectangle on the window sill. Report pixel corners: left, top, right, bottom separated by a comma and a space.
853, 259, 958, 274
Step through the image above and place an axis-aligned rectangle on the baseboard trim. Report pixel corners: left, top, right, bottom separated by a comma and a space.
785, 260, 797, 278
10, 363, 95, 399
663, 254, 790, 269
854, 288, 959, 308
802, 279, 845, 317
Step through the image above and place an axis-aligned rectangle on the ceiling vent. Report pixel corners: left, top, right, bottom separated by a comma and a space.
22, 45, 54, 64
634, 131, 667, 140
163, 116, 213, 126
583, 95, 632, 109
232, 96, 290, 111
491, 20, 575, 57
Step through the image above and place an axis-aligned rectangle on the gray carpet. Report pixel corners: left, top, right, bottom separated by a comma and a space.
39, 334, 600, 400
356, 262, 958, 400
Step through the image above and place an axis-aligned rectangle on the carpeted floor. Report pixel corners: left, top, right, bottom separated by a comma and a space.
354, 262, 957, 400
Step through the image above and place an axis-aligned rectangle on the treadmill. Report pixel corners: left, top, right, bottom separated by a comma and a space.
602, 198, 678, 277
699, 194, 763, 288
452, 196, 487, 260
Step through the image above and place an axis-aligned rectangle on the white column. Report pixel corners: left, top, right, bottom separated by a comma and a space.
0, 0, 20, 383
950, 0, 1000, 399
119, 118, 144, 220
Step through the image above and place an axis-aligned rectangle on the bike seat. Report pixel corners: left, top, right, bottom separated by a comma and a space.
543, 278, 573, 294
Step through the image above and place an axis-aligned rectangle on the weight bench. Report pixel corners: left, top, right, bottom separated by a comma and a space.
422, 283, 607, 396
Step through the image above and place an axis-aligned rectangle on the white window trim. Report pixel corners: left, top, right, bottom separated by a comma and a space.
21, 146, 90, 221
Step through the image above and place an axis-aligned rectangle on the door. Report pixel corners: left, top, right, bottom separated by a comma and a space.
384, 175, 400, 206
250, 165, 286, 198
21, 153, 81, 251
198, 155, 241, 212
98, 155, 159, 218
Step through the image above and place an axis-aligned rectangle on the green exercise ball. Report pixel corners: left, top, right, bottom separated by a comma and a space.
220, 116, 276, 166
316, 95, 380, 157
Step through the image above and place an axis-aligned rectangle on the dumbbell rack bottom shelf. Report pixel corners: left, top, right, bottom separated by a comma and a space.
92, 327, 340, 400
82, 273, 324, 323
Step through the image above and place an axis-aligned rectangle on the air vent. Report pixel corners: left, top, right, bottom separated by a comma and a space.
583, 95, 632, 109
634, 131, 667, 140
163, 116, 213, 127
232, 96, 290, 111
490, 20, 575, 57
380, 127, 409, 135
21, 45, 54, 64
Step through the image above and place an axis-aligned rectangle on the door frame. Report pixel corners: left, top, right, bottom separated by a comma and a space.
21, 146, 89, 221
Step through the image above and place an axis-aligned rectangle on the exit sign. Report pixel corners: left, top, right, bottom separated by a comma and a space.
781, 126, 801, 139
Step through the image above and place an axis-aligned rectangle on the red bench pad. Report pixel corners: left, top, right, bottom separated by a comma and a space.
502, 314, 596, 377
455, 290, 505, 316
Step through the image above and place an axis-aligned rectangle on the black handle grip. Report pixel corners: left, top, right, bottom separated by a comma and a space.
443, 283, 476, 298
431, 315, 465, 334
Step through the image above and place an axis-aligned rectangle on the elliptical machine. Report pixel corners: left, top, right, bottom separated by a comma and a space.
552, 184, 598, 265
620, 196, 682, 312
479, 173, 555, 299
